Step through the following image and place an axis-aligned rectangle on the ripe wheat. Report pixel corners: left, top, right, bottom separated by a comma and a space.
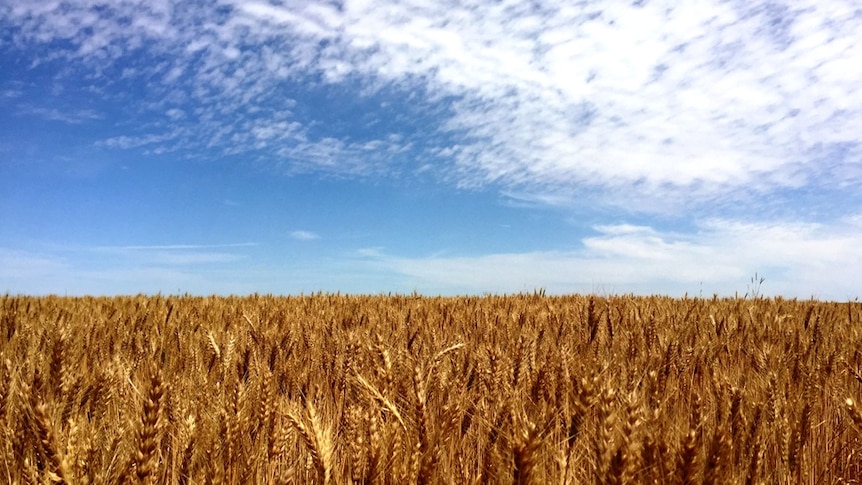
1, 293, 862, 483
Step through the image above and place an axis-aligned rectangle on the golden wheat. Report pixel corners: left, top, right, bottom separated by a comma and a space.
2, 293, 862, 483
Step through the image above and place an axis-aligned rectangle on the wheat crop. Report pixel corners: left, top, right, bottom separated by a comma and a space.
2, 293, 861, 483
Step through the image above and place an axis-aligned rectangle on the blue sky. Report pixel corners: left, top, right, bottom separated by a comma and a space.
1, 0, 861, 298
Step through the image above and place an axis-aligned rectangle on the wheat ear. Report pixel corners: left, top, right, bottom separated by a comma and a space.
135, 369, 165, 484
286, 401, 334, 485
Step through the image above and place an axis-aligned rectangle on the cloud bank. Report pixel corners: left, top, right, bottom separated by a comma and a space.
368, 218, 862, 298
6, 218, 857, 298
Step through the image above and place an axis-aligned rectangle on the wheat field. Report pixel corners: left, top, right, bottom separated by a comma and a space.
2, 293, 861, 484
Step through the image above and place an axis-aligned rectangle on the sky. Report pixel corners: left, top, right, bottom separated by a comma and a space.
1, 0, 861, 299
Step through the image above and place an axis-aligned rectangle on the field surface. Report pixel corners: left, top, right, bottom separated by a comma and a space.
2, 294, 862, 484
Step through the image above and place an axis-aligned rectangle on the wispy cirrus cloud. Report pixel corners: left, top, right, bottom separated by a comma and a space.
91, 243, 257, 265
97, 132, 182, 150
101, 243, 258, 250
17, 105, 102, 124
228, 0, 862, 203
275, 133, 413, 176
2, 0, 861, 214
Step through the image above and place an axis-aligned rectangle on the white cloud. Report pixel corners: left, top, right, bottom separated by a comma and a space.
114, 251, 244, 265
3, 0, 861, 212
4, 220, 858, 298
0, 248, 69, 283
17, 105, 102, 124
357, 247, 384, 257
362, 217, 862, 299
92, 243, 255, 265
0, 243, 257, 295
235, 0, 862, 206
290, 230, 320, 241
166, 108, 186, 120
97, 132, 181, 149
100, 243, 257, 250
275, 135, 412, 176
238, 3, 342, 38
